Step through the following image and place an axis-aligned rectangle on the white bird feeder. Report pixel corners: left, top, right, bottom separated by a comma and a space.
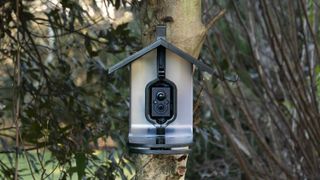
108, 25, 214, 154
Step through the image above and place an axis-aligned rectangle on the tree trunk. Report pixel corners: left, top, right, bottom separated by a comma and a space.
133, 1, 206, 179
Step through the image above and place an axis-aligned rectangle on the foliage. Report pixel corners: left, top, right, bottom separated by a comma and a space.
188, 0, 320, 179
1, 0, 320, 179
0, 0, 139, 179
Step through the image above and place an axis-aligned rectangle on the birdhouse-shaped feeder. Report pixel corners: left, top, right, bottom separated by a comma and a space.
108, 25, 214, 154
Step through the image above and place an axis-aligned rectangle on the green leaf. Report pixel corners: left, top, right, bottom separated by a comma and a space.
75, 152, 87, 180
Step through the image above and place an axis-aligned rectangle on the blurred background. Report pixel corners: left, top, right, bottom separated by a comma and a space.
0, 0, 319, 179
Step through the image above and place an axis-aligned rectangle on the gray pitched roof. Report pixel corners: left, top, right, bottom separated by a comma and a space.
108, 38, 214, 74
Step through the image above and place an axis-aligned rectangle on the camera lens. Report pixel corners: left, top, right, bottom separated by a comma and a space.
156, 92, 166, 101
157, 104, 165, 112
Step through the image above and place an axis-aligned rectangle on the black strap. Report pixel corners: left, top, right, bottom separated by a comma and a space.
157, 45, 166, 79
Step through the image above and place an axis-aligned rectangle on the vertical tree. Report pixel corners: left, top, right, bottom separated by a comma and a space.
132, 0, 219, 179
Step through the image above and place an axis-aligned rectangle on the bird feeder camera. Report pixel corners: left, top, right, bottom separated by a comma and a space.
108, 25, 214, 154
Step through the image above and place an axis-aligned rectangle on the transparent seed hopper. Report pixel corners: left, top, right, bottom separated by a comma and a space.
108, 25, 214, 154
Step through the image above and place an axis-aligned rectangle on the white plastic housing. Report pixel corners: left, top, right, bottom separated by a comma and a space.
129, 49, 193, 145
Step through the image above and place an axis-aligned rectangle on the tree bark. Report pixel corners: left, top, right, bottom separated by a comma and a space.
133, 1, 206, 179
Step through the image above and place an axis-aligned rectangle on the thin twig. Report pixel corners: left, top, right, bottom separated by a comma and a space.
205, 9, 227, 32
0, 147, 38, 154
0, 126, 16, 131
14, 0, 21, 179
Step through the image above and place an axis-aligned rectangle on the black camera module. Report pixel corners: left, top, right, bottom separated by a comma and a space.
150, 87, 171, 117
145, 79, 177, 126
